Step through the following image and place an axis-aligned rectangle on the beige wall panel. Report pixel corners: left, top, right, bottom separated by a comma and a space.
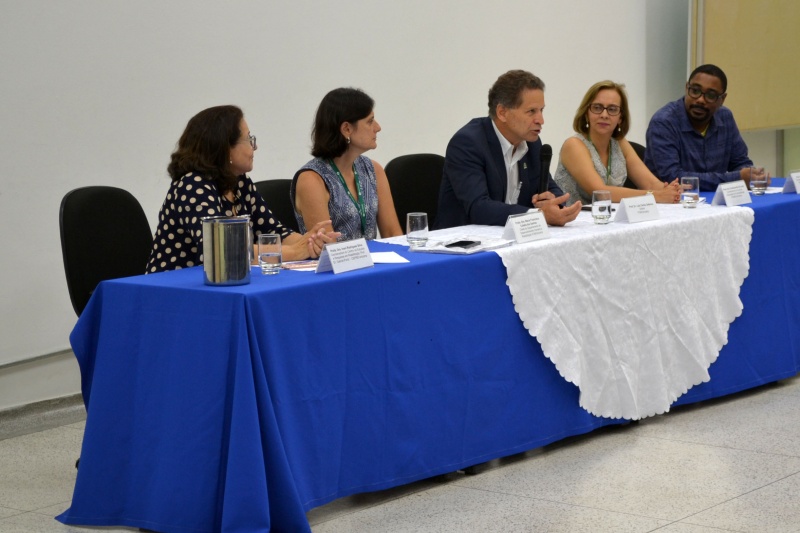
699, 0, 800, 131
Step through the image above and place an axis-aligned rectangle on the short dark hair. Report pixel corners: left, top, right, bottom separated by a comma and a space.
168, 105, 243, 193
688, 64, 728, 93
311, 88, 375, 159
487, 70, 546, 118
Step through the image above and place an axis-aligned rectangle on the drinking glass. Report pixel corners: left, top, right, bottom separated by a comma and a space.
680, 176, 700, 208
591, 190, 612, 224
749, 166, 769, 195
258, 233, 282, 275
406, 212, 429, 247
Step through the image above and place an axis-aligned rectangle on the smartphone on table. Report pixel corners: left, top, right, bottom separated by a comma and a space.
445, 240, 480, 249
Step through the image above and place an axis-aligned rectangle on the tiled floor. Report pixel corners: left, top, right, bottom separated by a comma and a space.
2, 377, 800, 532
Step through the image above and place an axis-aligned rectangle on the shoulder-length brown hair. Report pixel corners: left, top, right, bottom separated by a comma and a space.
167, 105, 243, 193
311, 88, 374, 159
572, 81, 630, 139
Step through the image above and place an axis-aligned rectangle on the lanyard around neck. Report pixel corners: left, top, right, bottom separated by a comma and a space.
329, 159, 366, 234
589, 138, 612, 185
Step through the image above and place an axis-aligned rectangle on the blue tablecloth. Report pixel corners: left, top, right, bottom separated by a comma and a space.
59, 186, 800, 533
674, 182, 800, 404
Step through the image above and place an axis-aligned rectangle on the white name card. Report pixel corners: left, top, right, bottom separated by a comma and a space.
502, 211, 550, 243
315, 238, 374, 274
615, 195, 659, 223
712, 180, 751, 206
784, 172, 800, 194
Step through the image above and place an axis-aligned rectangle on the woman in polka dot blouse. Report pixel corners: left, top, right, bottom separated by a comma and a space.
146, 105, 339, 273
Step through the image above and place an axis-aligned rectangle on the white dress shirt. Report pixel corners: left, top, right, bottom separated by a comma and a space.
491, 120, 529, 204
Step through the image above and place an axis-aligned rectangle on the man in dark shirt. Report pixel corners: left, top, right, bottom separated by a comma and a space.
645, 64, 753, 191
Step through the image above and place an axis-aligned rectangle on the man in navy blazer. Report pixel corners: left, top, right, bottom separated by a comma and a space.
435, 70, 581, 229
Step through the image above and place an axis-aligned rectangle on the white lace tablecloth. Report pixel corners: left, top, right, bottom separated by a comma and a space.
493, 204, 754, 420
379, 205, 754, 419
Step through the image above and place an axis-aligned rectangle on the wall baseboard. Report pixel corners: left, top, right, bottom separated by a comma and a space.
0, 393, 85, 441
0, 350, 81, 413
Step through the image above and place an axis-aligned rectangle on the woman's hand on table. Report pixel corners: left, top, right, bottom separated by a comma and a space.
304, 220, 340, 259
652, 179, 681, 204
282, 221, 340, 261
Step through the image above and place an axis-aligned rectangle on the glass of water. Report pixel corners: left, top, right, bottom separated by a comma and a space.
258, 233, 281, 275
749, 166, 769, 195
680, 176, 700, 208
591, 190, 612, 224
406, 212, 429, 247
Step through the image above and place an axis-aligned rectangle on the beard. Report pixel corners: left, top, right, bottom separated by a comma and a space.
688, 105, 710, 122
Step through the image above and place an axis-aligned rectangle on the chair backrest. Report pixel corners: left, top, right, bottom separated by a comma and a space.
623, 141, 648, 189
384, 153, 445, 230
59, 186, 153, 316
254, 179, 299, 233
629, 141, 646, 162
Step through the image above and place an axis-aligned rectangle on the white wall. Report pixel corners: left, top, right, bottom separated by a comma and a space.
644, 0, 691, 124
741, 131, 780, 177
0, 0, 694, 410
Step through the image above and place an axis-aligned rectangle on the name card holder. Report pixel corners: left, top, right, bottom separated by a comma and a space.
784, 172, 800, 194
712, 181, 751, 206
502, 211, 549, 243
615, 195, 659, 223
316, 238, 374, 274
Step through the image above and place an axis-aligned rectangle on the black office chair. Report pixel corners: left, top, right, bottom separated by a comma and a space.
629, 141, 646, 162
254, 179, 299, 233
60, 186, 153, 317
624, 141, 648, 189
60, 186, 152, 471
385, 153, 445, 230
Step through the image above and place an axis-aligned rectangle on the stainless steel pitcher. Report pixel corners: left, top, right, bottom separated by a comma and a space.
201, 215, 252, 286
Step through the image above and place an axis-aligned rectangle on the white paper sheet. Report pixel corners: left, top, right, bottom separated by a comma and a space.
370, 252, 409, 263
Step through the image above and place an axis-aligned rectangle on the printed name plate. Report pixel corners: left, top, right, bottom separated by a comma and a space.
316, 238, 374, 274
784, 172, 800, 194
615, 195, 659, 223
502, 211, 549, 243
712, 181, 751, 206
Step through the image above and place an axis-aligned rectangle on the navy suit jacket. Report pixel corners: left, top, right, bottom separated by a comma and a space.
435, 117, 563, 229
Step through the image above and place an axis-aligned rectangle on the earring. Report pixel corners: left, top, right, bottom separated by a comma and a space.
585, 122, 589, 129
229, 160, 233, 164
346, 137, 350, 144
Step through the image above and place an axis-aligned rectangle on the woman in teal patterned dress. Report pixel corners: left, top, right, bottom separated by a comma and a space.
291, 88, 402, 241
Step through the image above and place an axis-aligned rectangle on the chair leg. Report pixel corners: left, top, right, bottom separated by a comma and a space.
461, 463, 484, 475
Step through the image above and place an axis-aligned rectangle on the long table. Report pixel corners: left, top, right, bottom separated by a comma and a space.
59, 187, 800, 533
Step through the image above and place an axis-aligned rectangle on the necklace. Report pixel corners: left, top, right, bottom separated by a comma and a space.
223, 190, 240, 216
329, 159, 366, 234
